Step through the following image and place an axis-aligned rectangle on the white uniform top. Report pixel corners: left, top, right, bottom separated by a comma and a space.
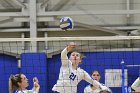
15, 89, 38, 93
52, 47, 105, 93
131, 77, 140, 91
84, 85, 100, 93
84, 84, 112, 93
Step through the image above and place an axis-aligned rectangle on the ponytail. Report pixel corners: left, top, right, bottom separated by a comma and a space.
9, 74, 22, 93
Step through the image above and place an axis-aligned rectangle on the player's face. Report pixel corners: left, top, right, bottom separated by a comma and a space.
19, 74, 29, 89
92, 71, 100, 81
70, 52, 81, 66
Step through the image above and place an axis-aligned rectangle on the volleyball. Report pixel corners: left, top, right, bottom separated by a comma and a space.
60, 17, 74, 30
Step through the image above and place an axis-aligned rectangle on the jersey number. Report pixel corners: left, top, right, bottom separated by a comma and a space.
69, 73, 76, 81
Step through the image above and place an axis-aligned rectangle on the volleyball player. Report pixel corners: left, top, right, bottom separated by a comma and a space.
84, 70, 112, 93
52, 42, 108, 93
9, 73, 40, 93
131, 77, 140, 93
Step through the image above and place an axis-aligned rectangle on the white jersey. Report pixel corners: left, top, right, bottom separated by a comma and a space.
84, 85, 100, 93
15, 89, 38, 93
52, 48, 105, 93
84, 84, 112, 93
131, 77, 140, 91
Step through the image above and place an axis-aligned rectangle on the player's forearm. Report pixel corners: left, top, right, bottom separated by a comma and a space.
32, 77, 40, 93
84, 71, 103, 89
61, 47, 68, 58
131, 77, 140, 91
61, 47, 69, 65
131, 86, 140, 91
91, 79, 105, 89
32, 86, 40, 93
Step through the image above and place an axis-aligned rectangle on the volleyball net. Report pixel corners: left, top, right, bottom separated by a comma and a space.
0, 36, 140, 93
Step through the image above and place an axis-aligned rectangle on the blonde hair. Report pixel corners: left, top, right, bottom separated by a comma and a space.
9, 77, 13, 93
9, 74, 22, 93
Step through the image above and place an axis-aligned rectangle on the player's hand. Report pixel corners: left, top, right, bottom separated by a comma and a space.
33, 77, 39, 88
67, 42, 76, 51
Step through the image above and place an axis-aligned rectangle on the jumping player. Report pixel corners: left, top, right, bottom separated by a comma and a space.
52, 42, 108, 93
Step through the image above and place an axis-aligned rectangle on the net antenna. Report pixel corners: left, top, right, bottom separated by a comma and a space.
121, 60, 140, 93
121, 59, 127, 93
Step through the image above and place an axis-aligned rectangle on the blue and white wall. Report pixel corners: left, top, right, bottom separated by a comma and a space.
0, 51, 140, 93
47, 51, 140, 93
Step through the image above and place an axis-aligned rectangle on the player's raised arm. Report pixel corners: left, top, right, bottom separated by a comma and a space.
32, 77, 40, 92
131, 77, 140, 92
61, 42, 76, 65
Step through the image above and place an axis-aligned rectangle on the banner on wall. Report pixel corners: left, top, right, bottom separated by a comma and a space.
105, 69, 128, 87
